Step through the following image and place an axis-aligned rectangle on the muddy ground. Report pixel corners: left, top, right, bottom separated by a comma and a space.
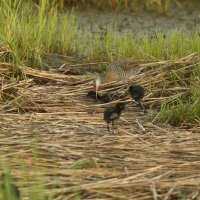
73, 1, 200, 35
43, 1, 200, 68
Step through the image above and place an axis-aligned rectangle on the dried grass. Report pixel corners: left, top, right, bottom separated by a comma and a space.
0, 47, 200, 199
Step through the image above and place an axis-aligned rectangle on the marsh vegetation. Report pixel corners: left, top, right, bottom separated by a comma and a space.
1, 1, 200, 199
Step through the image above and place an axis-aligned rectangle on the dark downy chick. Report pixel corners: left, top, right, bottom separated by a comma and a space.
100, 92, 126, 103
85, 91, 126, 103
85, 91, 101, 101
104, 102, 125, 133
129, 85, 146, 113
1, 173, 21, 200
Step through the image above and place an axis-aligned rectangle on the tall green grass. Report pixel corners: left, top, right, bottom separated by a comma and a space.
1, 0, 200, 67
153, 63, 200, 126
49, 0, 177, 14
0, 0, 78, 67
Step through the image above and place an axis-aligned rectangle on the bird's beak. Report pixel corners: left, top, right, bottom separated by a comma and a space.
93, 85, 99, 101
95, 86, 98, 101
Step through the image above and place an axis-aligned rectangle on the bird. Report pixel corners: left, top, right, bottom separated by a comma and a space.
85, 91, 127, 103
128, 85, 146, 113
103, 102, 125, 133
129, 85, 144, 102
93, 60, 141, 100
1, 172, 21, 200
101, 92, 121, 103
85, 91, 101, 101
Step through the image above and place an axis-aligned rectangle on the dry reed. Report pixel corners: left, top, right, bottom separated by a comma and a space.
0, 47, 200, 199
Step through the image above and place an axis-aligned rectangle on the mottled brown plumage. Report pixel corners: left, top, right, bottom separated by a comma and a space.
93, 60, 141, 99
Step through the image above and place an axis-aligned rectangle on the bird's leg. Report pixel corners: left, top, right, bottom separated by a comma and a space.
95, 85, 99, 102
138, 101, 147, 114
107, 122, 110, 133
95, 90, 98, 102
112, 121, 115, 134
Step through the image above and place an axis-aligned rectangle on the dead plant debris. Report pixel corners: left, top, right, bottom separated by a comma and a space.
0, 47, 200, 199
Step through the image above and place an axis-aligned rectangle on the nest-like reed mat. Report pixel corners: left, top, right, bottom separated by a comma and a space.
0, 48, 200, 199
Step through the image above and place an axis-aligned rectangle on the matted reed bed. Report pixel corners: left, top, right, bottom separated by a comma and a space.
0, 47, 200, 199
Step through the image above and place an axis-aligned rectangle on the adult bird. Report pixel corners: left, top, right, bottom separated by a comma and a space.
103, 102, 125, 134
93, 60, 141, 100
129, 84, 146, 113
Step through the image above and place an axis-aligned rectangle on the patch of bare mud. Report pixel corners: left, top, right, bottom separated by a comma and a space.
73, 2, 200, 35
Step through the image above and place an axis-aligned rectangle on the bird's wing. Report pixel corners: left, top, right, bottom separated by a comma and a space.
102, 60, 141, 83
121, 60, 141, 73
104, 70, 120, 83
110, 112, 119, 120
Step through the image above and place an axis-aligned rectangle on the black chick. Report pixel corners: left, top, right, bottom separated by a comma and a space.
104, 102, 125, 133
101, 92, 126, 103
129, 85, 146, 113
85, 91, 126, 103
1, 173, 21, 200
85, 91, 101, 101
129, 85, 144, 102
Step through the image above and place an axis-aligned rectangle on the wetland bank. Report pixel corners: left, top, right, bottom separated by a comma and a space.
1, 1, 200, 199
